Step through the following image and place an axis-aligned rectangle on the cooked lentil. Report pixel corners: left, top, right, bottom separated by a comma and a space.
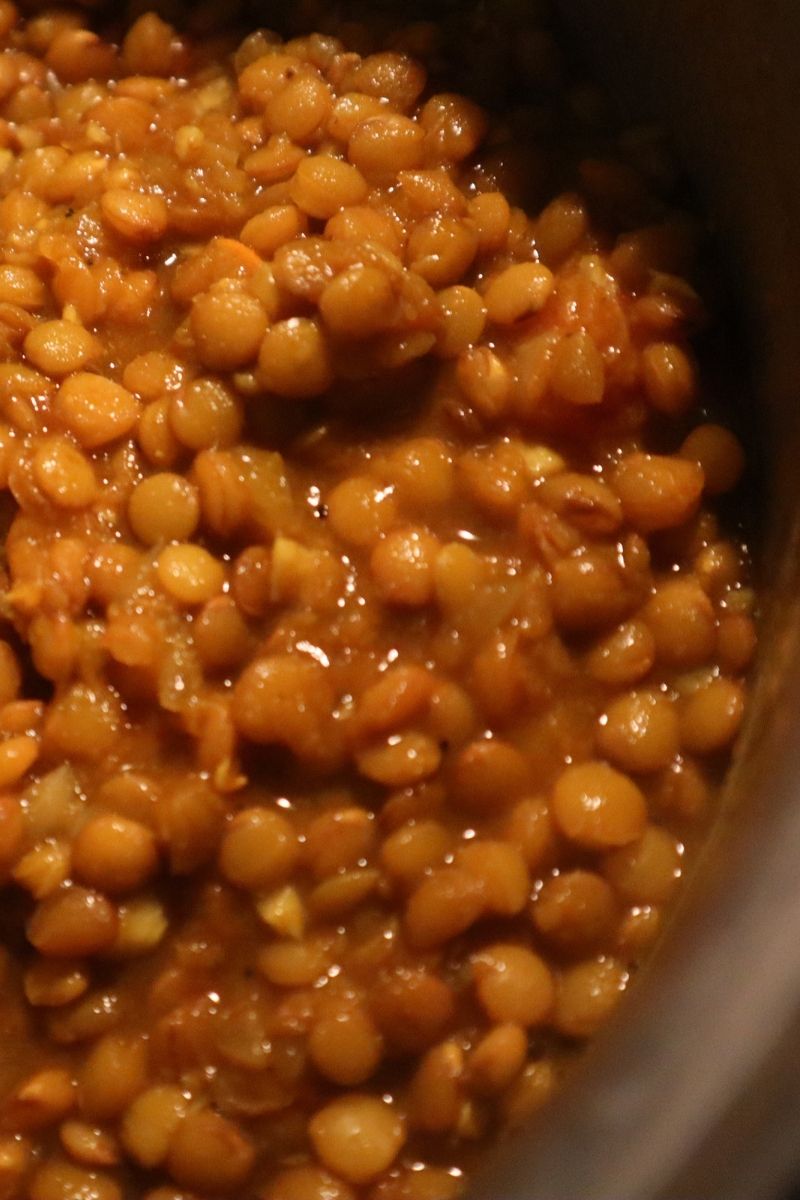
0, 0, 755, 1197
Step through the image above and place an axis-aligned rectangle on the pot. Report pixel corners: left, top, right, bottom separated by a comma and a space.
468, 3, 800, 1198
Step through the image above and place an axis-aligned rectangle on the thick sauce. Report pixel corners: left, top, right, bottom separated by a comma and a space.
0, 3, 755, 1199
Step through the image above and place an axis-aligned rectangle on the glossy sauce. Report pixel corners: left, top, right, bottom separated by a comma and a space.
0, 4, 755, 1198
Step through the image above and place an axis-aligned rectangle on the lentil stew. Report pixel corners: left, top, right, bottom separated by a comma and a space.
0, 2, 756, 1198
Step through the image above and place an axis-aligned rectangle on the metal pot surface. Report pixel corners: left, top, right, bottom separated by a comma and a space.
469, 4, 800, 1198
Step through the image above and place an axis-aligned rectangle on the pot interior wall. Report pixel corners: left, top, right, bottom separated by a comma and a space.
468, 3, 800, 1199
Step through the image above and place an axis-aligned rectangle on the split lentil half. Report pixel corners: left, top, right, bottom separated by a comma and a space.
0, 1, 755, 1198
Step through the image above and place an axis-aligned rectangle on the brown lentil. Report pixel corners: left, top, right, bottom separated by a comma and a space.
484, 262, 555, 325
71, 814, 158, 895
100, 189, 168, 244
598, 690, 681, 774
602, 826, 683, 905
641, 341, 696, 416
24, 320, 100, 377
533, 870, 619, 955
552, 762, 648, 850
679, 677, 746, 754
554, 957, 628, 1039
56, 374, 140, 448
468, 1023, 528, 1096
190, 287, 268, 371
309, 1096, 406, 1185
644, 578, 718, 668
308, 999, 384, 1086
27, 888, 119, 958
680, 423, 746, 495
0, 5, 755, 1198
258, 317, 333, 398
613, 452, 704, 532
218, 806, 300, 891
166, 1108, 256, 1194
127, 473, 199, 545
472, 943, 555, 1027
